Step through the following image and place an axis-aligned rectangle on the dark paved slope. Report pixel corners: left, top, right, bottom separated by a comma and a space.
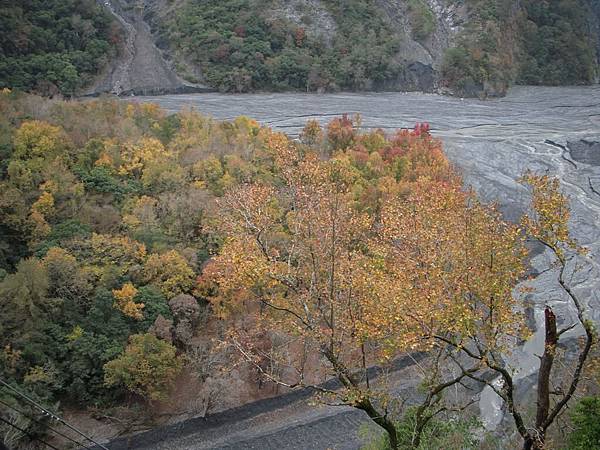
95, 355, 424, 449
213, 411, 372, 450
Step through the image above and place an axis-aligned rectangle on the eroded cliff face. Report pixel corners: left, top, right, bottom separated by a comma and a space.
87, 0, 210, 96
375, 0, 467, 91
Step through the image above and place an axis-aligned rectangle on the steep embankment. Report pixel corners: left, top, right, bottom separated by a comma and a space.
88, 0, 210, 95
369, 0, 466, 92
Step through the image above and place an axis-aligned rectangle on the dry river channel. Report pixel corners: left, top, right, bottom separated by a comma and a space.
104, 86, 600, 449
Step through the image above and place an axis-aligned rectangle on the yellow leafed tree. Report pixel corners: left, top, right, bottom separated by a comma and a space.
143, 250, 195, 299
113, 282, 144, 320
199, 129, 528, 449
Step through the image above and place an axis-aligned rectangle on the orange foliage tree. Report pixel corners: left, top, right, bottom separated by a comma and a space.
199, 122, 528, 448
113, 282, 144, 320
418, 173, 596, 450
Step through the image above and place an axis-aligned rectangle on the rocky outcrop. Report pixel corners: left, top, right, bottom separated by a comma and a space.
567, 139, 600, 166
269, 0, 338, 47
282, 0, 466, 92
377, 0, 465, 69
374, 62, 437, 92
87, 0, 212, 96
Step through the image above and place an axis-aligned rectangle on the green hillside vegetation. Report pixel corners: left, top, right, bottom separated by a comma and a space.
160, 0, 403, 92
0, 0, 598, 96
159, 0, 600, 95
442, 0, 599, 96
0, 90, 261, 413
517, 0, 598, 85
0, 0, 118, 96
407, 0, 437, 42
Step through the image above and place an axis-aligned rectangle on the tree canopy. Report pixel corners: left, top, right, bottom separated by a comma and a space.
0, 0, 118, 96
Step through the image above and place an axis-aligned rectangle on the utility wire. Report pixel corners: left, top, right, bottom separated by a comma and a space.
0, 378, 109, 450
0, 397, 93, 450
0, 415, 60, 450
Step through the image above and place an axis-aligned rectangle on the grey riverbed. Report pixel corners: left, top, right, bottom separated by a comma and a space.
122, 86, 600, 449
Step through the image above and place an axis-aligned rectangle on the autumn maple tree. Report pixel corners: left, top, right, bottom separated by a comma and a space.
199, 123, 529, 448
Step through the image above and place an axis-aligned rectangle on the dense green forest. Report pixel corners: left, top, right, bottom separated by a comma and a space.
0, 0, 118, 96
517, 0, 598, 85
0, 0, 598, 96
160, 0, 403, 92
441, 0, 599, 95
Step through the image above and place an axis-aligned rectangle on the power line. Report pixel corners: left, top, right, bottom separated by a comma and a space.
0, 378, 109, 450
0, 397, 93, 450
0, 415, 60, 450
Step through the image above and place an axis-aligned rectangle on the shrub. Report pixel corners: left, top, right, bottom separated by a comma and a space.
361, 408, 481, 450
103, 333, 183, 401
408, 0, 436, 41
568, 397, 600, 450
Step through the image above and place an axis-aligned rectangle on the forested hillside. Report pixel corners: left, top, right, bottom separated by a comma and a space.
150, 0, 600, 95
442, 0, 600, 95
158, 0, 404, 92
517, 0, 599, 85
0, 0, 119, 96
0, 0, 598, 97
1, 89, 598, 449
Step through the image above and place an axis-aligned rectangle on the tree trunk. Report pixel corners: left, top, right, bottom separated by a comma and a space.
323, 347, 399, 449
412, 414, 426, 448
523, 307, 557, 450
357, 397, 399, 450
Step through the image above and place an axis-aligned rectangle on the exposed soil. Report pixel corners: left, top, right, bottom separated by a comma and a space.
87, 0, 211, 96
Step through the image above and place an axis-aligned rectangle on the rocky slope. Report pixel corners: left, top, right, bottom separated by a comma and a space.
87, 0, 211, 96
268, 0, 468, 91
